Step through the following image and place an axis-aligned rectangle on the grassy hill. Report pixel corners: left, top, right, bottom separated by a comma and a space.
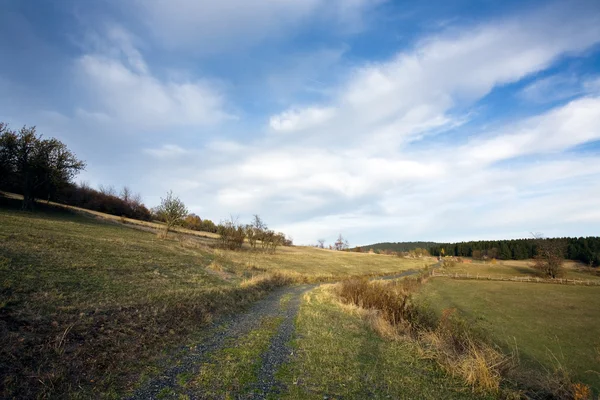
417, 278, 600, 393
0, 196, 428, 398
359, 241, 439, 252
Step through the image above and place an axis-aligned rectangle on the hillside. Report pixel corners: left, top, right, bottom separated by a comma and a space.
0, 197, 428, 398
359, 241, 439, 252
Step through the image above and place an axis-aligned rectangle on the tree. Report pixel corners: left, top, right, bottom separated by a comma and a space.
316, 239, 325, 249
120, 186, 132, 204
334, 234, 349, 251
155, 191, 188, 238
0, 124, 85, 210
183, 214, 202, 230
217, 216, 246, 250
532, 233, 566, 279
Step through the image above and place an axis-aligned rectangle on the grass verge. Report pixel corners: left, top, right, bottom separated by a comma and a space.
0, 200, 293, 398
187, 316, 283, 398
275, 286, 487, 399
416, 278, 600, 395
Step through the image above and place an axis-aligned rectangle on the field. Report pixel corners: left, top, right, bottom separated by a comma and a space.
417, 278, 600, 392
0, 197, 425, 398
3, 194, 599, 399
273, 286, 491, 399
439, 258, 600, 282
219, 245, 429, 280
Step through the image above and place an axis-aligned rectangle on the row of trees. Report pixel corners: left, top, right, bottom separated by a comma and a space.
1, 124, 85, 210
218, 215, 291, 251
315, 234, 350, 251
429, 237, 600, 267
1, 123, 292, 252
0, 123, 154, 220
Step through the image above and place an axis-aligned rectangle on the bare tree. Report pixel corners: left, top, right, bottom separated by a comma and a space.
531, 232, 566, 279
316, 239, 325, 249
334, 234, 349, 251
120, 186, 132, 203
218, 215, 246, 250
99, 184, 116, 196
155, 190, 188, 238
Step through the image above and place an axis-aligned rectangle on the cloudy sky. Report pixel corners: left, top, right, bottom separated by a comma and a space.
1, 0, 600, 246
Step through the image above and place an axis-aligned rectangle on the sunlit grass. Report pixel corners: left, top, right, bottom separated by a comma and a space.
416, 279, 600, 392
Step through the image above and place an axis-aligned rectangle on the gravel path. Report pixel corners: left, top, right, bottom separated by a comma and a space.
127, 266, 439, 399
252, 285, 306, 398
127, 284, 315, 400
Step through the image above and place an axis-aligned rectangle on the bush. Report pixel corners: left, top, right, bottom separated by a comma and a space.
336, 276, 513, 394
217, 219, 246, 250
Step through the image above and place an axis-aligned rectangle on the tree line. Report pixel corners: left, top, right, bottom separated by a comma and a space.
429, 237, 600, 267
1, 122, 291, 251
357, 241, 439, 253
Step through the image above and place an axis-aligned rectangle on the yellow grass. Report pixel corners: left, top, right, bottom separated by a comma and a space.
443, 258, 600, 281
219, 245, 432, 280
0, 191, 220, 239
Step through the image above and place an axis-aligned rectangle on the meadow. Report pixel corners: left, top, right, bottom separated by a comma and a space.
417, 278, 600, 392
0, 197, 424, 398
438, 258, 600, 282
274, 286, 490, 399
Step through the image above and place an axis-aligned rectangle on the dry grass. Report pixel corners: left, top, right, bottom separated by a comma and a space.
417, 278, 600, 397
0, 190, 220, 240
275, 286, 484, 399
442, 258, 600, 282
0, 199, 293, 399
0, 194, 430, 398
336, 276, 513, 394
220, 245, 430, 281
416, 308, 513, 393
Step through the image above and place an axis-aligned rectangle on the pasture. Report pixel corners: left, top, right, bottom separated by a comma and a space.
440, 258, 600, 281
0, 198, 424, 398
417, 278, 600, 392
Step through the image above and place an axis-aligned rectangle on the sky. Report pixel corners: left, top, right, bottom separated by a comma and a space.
1, 0, 600, 246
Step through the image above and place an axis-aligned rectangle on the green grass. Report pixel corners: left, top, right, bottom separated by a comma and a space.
188, 316, 283, 397
274, 286, 489, 399
441, 259, 600, 281
0, 202, 284, 398
218, 245, 429, 281
1, 198, 426, 398
417, 278, 600, 392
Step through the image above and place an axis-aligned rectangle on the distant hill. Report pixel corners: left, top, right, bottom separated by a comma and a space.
358, 241, 439, 252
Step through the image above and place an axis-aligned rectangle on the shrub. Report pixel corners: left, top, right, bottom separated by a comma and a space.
217, 219, 246, 250
336, 275, 513, 394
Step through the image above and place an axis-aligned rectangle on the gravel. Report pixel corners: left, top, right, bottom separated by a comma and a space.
127, 266, 440, 399
127, 284, 315, 400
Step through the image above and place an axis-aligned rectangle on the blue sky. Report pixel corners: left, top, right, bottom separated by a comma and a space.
1, 0, 600, 246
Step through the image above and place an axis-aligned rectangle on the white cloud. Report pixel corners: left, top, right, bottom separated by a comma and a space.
266, 2, 600, 147
519, 74, 600, 103
462, 96, 600, 165
76, 27, 233, 129
269, 107, 336, 132
128, 0, 382, 53
144, 144, 190, 159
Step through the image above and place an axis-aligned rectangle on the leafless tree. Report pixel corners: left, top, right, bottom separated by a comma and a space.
531, 232, 566, 279
334, 234, 349, 251
99, 184, 116, 196
316, 239, 325, 249
120, 186, 132, 203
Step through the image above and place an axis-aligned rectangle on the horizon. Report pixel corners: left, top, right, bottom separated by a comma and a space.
1, 0, 600, 246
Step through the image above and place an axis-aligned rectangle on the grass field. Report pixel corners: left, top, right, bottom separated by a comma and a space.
417, 278, 600, 392
274, 286, 491, 399
0, 197, 425, 398
218, 245, 429, 281
440, 259, 600, 281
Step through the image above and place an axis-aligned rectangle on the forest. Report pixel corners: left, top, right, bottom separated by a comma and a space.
361, 241, 439, 253
429, 237, 600, 267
